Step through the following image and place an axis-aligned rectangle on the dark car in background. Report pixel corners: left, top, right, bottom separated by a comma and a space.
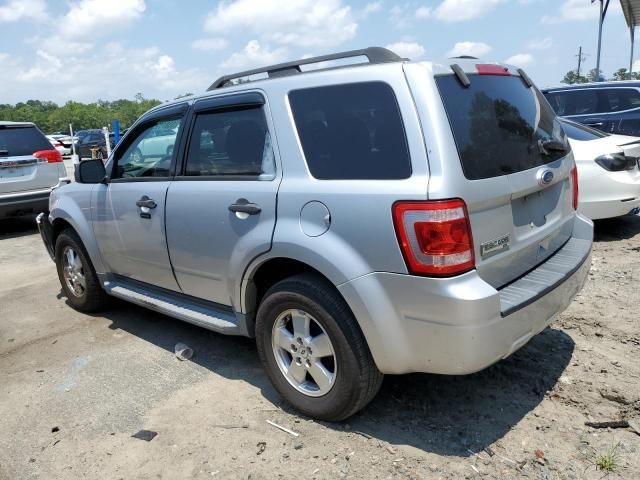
75, 129, 115, 160
543, 81, 640, 136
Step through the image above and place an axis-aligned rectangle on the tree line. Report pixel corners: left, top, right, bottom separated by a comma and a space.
562, 67, 639, 84
0, 93, 192, 134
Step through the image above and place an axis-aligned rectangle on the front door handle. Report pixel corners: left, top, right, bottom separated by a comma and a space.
229, 198, 261, 215
136, 196, 157, 209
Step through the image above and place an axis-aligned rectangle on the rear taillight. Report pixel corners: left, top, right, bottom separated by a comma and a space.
571, 166, 579, 210
392, 199, 475, 277
34, 149, 63, 163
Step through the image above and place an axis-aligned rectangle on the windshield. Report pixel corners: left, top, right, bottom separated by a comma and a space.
436, 74, 568, 180
559, 119, 609, 141
0, 126, 52, 156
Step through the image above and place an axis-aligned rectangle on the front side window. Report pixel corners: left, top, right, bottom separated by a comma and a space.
288, 82, 411, 180
112, 118, 182, 179
183, 107, 275, 178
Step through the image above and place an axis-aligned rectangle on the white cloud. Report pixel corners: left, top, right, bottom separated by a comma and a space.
29, 0, 147, 55
504, 53, 534, 67
221, 40, 289, 71
447, 41, 492, 58
0, 0, 46, 22
363, 1, 382, 15
191, 38, 229, 52
542, 0, 620, 24
204, 0, 357, 48
434, 0, 505, 22
2, 44, 205, 103
62, 0, 145, 38
415, 6, 431, 19
386, 41, 425, 59
527, 37, 552, 51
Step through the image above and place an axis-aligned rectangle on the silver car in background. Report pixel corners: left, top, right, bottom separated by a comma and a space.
37, 48, 593, 421
0, 121, 69, 219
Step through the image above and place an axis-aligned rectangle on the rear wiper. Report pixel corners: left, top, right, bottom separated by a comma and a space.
0, 149, 9, 156
538, 139, 567, 156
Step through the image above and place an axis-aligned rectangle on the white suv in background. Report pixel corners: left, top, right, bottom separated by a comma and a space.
0, 122, 70, 219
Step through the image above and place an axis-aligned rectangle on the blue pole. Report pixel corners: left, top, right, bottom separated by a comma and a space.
113, 120, 120, 144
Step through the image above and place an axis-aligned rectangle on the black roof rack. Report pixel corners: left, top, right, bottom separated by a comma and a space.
207, 47, 404, 91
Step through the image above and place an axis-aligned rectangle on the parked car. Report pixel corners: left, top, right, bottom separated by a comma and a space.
0, 121, 69, 219
559, 118, 640, 219
37, 48, 593, 421
46, 134, 72, 157
543, 81, 640, 136
75, 129, 115, 160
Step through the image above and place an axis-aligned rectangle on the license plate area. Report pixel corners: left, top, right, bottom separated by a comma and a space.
0, 167, 26, 179
511, 182, 564, 229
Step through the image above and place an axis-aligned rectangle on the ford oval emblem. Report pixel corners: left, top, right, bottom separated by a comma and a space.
537, 169, 554, 186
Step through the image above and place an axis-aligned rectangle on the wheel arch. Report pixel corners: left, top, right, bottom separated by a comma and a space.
49, 201, 107, 274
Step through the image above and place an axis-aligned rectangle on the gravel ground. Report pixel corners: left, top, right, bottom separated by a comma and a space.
0, 213, 638, 480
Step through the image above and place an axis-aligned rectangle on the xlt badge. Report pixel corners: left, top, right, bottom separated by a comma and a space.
480, 234, 511, 258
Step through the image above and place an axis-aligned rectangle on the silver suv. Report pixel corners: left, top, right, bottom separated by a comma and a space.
1, 122, 69, 219
38, 48, 593, 421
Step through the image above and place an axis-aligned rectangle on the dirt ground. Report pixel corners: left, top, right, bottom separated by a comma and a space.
1, 212, 638, 480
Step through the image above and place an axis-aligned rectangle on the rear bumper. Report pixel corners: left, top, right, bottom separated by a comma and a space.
36, 212, 55, 260
579, 169, 640, 220
0, 189, 50, 218
338, 214, 593, 375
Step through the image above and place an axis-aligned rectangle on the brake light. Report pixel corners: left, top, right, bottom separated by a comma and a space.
34, 149, 63, 163
571, 166, 579, 210
392, 199, 475, 277
476, 64, 510, 76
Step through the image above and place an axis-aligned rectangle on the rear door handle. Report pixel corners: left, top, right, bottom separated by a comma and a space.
229, 198, 261, 215
136, 196, 157, 209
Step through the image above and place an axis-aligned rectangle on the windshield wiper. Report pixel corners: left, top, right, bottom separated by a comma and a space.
538, 139, 567, 156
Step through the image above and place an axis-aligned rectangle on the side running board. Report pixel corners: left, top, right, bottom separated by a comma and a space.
103, 278, 244, 335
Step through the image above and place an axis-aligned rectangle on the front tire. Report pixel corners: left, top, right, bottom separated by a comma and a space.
255, 274, 383, 421
55, 229, 108, 312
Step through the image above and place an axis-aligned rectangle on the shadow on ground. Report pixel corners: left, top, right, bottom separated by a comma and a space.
82, 296, 574, 458
594, 213, 640, 242
0, 215, 39, 240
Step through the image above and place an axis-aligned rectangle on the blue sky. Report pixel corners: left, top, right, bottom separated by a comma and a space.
0, 0, 634, 103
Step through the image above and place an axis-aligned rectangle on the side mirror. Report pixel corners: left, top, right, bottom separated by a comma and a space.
75, 159, 107, 184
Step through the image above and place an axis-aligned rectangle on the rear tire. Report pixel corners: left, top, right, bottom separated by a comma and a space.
255, 274, 383, 421
55, 228, 108, 313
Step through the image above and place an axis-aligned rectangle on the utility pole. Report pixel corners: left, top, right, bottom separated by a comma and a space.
594, 0, 611, 82
576, 46, 586, 77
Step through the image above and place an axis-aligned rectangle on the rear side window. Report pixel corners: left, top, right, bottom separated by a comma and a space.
436, 75, 567, 180
544, 89, 598, 116
604, 88, 640, 112
0, 126, 52, 157
289, 82, 411, 180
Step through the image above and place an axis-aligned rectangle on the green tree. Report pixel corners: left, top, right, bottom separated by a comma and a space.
587, 68, 604, 82
561, 70, 588, 85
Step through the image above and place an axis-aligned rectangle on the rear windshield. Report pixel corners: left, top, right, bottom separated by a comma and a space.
560, 119, 608, 141
0, 126, 52, 157
436, 75, 567, 180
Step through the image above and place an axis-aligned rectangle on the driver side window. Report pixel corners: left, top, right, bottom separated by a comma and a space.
113, 118, 182, 179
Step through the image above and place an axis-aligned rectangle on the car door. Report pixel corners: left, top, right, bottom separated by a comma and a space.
165, 93, 280, 306
92, 103, 188, 291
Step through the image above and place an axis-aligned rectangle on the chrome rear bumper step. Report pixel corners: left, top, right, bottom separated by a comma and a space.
103, 278, 243, 335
